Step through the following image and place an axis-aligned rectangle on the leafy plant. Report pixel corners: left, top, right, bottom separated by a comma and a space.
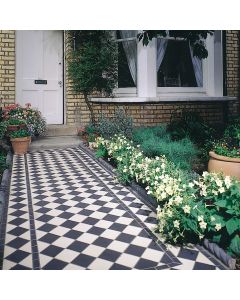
96, 135, 240, 259
8, 118, 27, 125
132, 125, 198, 171
68, 30, 118, 124
138, 30, 213, 59
98, 108, 133, 139
10, 129, 30, 138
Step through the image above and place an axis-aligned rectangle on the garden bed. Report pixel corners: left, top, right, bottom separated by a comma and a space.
79, 142, 236, 269
0, 152, 12, 219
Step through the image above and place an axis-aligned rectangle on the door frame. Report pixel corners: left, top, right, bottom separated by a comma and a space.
15, 30, 65, 125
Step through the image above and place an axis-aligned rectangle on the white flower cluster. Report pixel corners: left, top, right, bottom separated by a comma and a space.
96, 135, 236, 244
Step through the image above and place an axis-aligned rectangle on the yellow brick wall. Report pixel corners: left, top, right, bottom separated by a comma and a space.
65, 30, 239, 127
0, 30, 15, 105
64, 31, 90, 127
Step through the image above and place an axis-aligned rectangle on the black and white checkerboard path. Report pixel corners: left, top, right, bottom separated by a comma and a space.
0, 146, 227, 270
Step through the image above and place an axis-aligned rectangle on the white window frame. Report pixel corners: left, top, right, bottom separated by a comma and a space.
114, 34, 137, 97
114, 31, 223, 99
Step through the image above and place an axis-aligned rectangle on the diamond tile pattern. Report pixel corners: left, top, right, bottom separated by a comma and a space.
0, 146, 227, 270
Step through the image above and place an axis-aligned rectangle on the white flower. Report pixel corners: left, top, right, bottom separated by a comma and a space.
183, 205, 191, 214
167, 210, 173, 217
173, 220, 180, 229
198, 215, 204, 222
189, 182, 194, 188
166, 186, 173, 195
199, 221, 207, 230
210, 216, 216, 222
224, 176, 231, 189
161, 192, 167, 199
174, 195, 183, 205
219, 187, 225, 194
156, 167, 160, 172
216, 178, 223, 187
215, 223, 222, 231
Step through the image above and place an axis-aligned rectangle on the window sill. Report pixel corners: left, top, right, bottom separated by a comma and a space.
90, 96, 237, 104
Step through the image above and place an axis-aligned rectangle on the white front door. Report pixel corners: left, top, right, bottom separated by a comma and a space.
16, 30, 63, 124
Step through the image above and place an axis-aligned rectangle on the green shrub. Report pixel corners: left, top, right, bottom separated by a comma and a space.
132, 126, 198, 171
98, 108, 133, 139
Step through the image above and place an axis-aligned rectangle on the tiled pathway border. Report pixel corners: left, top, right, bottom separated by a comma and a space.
0, 147, 228, 269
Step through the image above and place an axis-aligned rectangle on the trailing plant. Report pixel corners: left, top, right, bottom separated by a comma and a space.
68, 30, 118, 124
10, 129, 30, 139
96, 135, 240, 259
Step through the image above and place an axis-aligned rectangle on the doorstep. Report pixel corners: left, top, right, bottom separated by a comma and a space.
29, 136, 81, 152
46, 125, 78, 137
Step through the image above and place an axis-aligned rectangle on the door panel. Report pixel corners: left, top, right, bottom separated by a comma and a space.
16, 30, 63, 124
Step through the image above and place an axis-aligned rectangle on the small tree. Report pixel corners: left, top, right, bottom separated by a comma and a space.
68, 30, 118, 124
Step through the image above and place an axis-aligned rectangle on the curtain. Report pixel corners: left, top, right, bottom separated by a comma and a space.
189, 43, 203, 87
120, 30, 137, 85
157, 38, 168, 70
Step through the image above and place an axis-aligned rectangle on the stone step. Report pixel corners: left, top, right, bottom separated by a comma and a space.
29, 136, 81, 152
46, 125, 78, 137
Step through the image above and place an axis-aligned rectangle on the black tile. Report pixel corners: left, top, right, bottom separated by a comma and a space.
134, 258, 158, 269
81, 209, 94, 216
99, 249, 121, 262
6, 237, 28, 249
35, 207, 52, 214
41, 245, 64, 257
58, 212, 75, 219
61, 220, 78, 229
5, 250, 29, 263
68, 241, 89, 252
10, 203, 25, 210
71, 254, 95, 268
109, 223, 127, 232
10, 264, 32, 270
64, 230, 82, 239
38, 223, 57, 233
36, 215, 53, 223
87, 226, 105, 236
125, 244, 145, 256
94, 237, 113, 248
160, 253, 174, 265
8, 218, 27, 227
82, 217, 99, 226
9, 209, 26, 217
99, 207, 113, 214
8, 227, 28, 237
193, 262, 216, 270
42, 258, 68, 270
116, 233, 135, 243
39, 233, 59, 244
109, 263, 131, 270
103, 214, 119, 222
178, 248, 199, 261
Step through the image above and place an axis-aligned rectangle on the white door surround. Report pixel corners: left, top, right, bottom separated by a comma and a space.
16, 30, 64, 125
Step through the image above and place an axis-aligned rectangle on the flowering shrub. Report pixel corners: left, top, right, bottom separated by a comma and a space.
2, 103, 46, 137
96, 135, 240, 257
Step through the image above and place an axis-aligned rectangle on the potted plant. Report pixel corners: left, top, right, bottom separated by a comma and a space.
208, 120, 240, 179
10, 129, 31, 155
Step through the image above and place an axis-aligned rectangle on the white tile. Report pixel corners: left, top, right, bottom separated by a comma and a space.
88, 258, 113, 270
107, 240, 129, 252
82, 244, 105, 257
131, 236, 152, 248
100, 229, 121, 240
55, 249, 79, 262
52, 236, 74, 248
141, 248, 164, 262
115, 253, 139, 268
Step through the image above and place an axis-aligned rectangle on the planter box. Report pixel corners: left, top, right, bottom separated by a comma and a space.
208, 151, 240, 180
7, 124, 27, 133
10, 136, 31, 155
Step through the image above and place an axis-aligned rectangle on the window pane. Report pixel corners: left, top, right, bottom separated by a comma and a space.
157, 39, 203, 87
116, 31, 137, 88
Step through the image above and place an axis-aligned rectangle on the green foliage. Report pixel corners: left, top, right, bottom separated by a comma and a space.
213, 117, 240, 158
8, 118, 26, 125
0, 152, 7, 178
68, 31, 118, 96
10, 129, 30, 138
0, 121, 7, 140
132, 125, 198, 171
96, 135, 240, 259
98, 108, 133, 139
138, 30, 213, 59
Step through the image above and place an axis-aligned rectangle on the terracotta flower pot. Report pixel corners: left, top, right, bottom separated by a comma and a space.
7, 124, 27, 133
208, 151, 240, 180
10, 136, 31, 155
